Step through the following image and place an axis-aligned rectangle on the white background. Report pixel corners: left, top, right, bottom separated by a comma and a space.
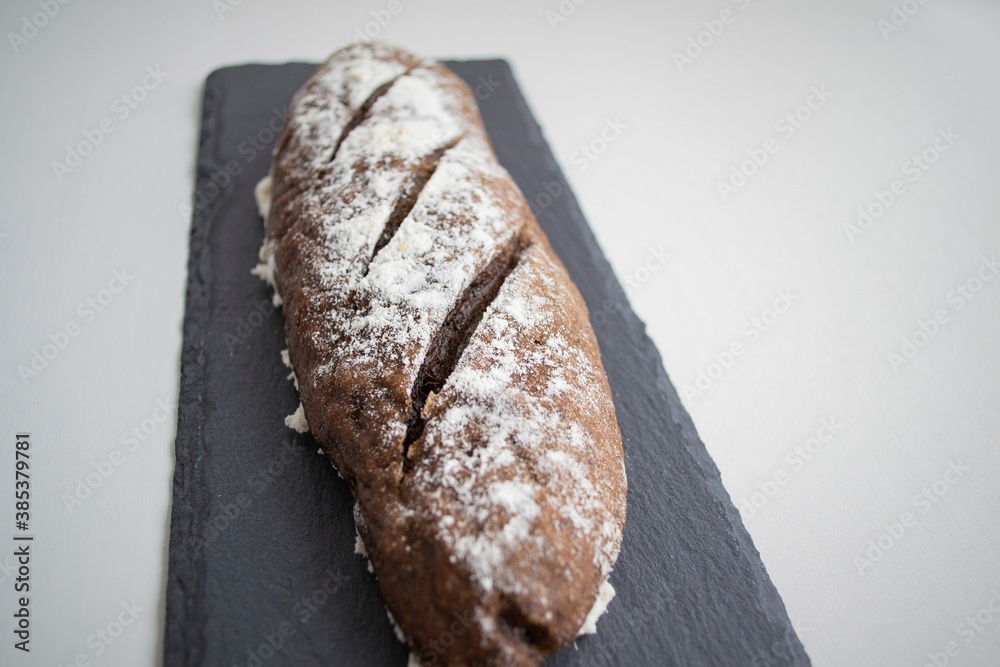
1, 0, 999, 666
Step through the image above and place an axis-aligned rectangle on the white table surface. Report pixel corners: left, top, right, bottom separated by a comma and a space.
2, 1, 999, 665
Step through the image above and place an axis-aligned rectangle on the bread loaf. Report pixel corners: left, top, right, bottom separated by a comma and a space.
253, 42, 627, 666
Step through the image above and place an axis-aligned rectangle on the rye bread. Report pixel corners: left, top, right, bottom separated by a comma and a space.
254, 42, 627, 666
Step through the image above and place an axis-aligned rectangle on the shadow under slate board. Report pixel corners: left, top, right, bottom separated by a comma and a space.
164, 59, 810, 667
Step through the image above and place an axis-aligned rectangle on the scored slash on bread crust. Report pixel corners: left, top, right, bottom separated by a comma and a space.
254, 42, 627, 666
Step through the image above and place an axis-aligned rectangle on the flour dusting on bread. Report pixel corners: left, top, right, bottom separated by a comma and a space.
253, 42, 626, 666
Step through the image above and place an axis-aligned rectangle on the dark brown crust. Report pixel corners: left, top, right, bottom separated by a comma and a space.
261, 43, 626, 666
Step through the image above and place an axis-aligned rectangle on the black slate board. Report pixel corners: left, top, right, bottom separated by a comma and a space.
165, 59, 810, 667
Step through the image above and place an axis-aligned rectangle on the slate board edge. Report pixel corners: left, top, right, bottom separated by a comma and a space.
164, 67, 229, 667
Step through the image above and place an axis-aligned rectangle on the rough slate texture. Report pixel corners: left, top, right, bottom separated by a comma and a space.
164, 59, 810, 667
